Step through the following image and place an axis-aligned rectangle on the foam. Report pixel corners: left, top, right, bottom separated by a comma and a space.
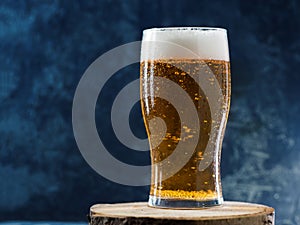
141, 27, 229, 61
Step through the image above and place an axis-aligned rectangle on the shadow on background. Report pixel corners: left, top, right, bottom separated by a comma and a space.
0, 1, 299, 224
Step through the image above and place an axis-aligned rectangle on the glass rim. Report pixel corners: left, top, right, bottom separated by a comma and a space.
143, 27, 227, 33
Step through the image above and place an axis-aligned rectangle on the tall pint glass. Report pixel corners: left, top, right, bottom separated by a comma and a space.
140, 27, 231, 208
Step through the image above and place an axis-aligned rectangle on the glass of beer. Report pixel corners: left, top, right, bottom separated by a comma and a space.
140, 27, 230, 208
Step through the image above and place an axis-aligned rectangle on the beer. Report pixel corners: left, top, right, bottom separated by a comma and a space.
140, 27, 230, 208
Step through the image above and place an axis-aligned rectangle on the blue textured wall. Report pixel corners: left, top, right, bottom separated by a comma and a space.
0, 0, 300, 224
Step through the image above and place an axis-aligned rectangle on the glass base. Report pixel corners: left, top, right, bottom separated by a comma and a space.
148, 195, 223, 209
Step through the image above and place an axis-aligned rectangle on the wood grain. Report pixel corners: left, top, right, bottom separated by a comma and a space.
90, 201, 275, 225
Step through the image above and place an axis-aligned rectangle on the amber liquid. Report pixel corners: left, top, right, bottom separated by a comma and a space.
141, 59, 231, 203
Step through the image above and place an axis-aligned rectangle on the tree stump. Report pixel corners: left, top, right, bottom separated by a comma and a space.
89, 201, 275, 225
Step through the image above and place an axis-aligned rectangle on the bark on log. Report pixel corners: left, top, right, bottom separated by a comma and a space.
90, 201, 275, 225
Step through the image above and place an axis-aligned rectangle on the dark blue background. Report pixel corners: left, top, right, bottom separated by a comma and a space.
1, 0, 300, 224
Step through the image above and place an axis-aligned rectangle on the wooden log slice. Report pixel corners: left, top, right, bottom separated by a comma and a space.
90, 201, 275, 225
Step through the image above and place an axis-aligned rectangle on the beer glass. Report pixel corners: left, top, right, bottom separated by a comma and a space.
140, 27, 230, 208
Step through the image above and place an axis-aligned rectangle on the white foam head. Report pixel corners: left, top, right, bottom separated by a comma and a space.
141, 27, 229, 61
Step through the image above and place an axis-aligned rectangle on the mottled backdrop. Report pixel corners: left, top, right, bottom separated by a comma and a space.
0, 0, 300, 224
